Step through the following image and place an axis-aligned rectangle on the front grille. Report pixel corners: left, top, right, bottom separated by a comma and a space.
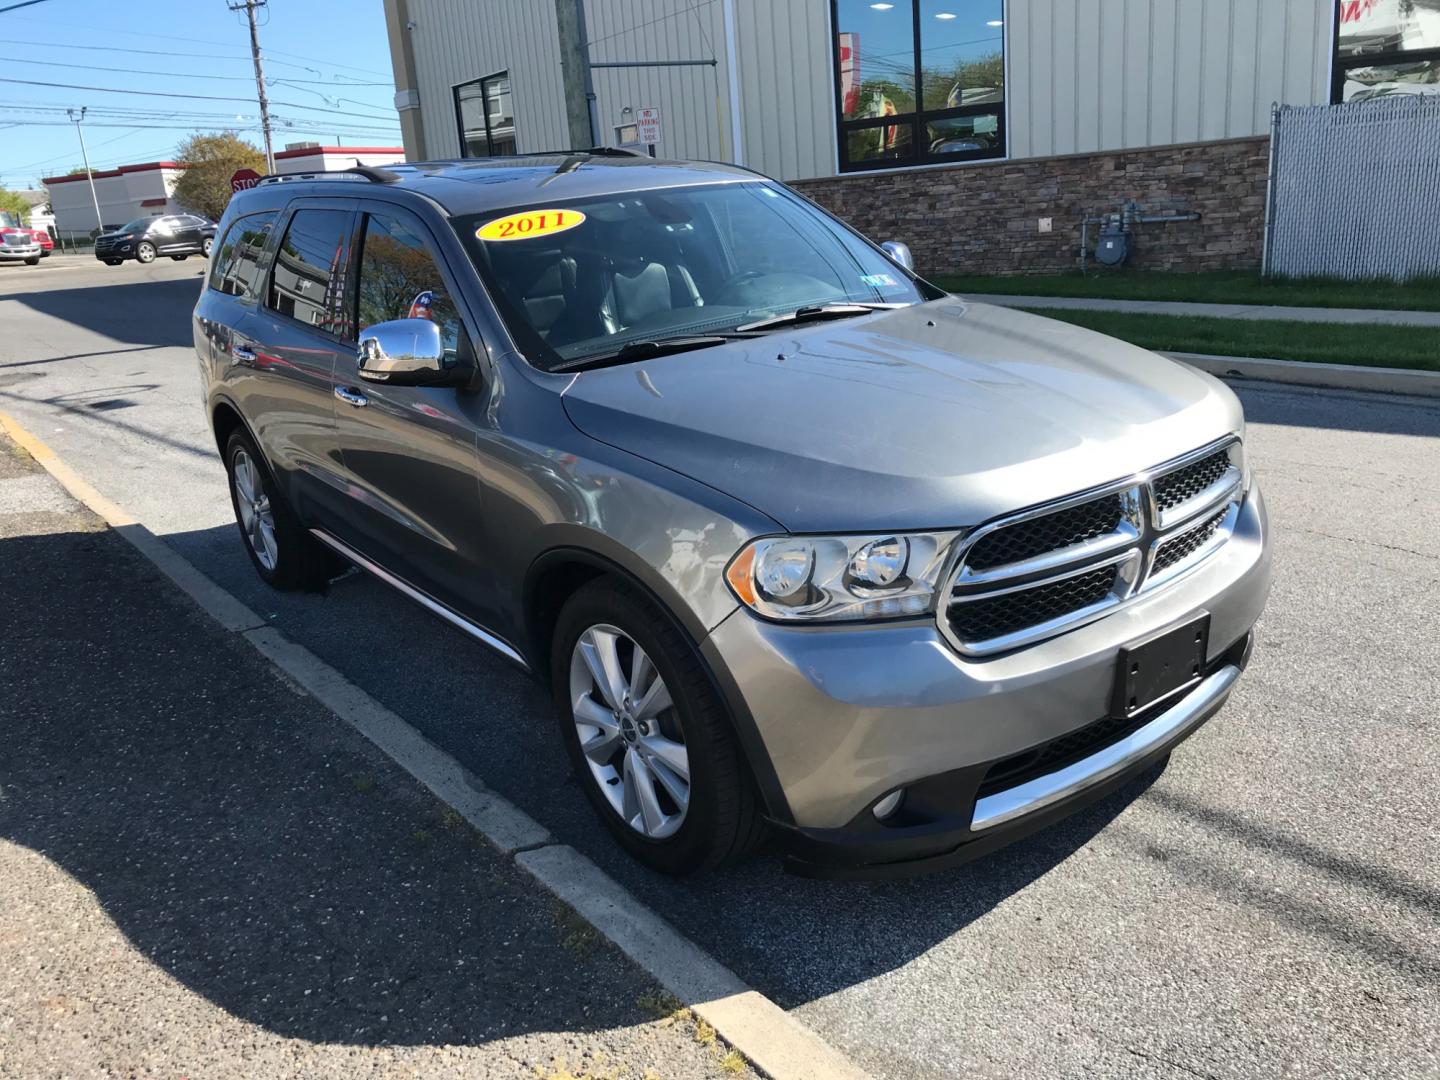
966, 494, 1124, 571
948, 564, 1117, 643
1152, 449, 1231, 514
939, 438, 1242, 656
976, 710, 1147, 798
1153, 506, 1229, 574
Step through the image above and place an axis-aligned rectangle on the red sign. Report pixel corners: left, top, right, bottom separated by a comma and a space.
230, 168, 262, 193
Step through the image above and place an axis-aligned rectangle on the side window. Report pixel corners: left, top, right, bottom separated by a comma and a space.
267, 208, 352, 335
208, 211, 278, 299
355, 211, 464, 358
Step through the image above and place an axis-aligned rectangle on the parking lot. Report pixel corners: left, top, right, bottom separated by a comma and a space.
2, 256, 1437, 1079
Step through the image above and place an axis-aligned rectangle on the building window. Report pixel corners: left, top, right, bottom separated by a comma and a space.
1333, 0, 1440, 103
832, 0, 1005, 172
454, 71, 517, 157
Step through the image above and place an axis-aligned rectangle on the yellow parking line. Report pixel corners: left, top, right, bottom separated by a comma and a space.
0, 410, 136, 526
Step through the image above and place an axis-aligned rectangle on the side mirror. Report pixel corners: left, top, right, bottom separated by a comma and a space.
356, 318, 452, 386
880, 240, 914, 271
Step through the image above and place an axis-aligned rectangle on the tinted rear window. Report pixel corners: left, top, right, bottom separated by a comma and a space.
209, 211, 278, 299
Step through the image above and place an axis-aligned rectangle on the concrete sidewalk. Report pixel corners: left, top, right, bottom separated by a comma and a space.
0, 432, 753, 1080
959, 292, 1440, 328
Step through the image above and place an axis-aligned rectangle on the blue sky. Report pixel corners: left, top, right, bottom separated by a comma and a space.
0, 0, 398, 189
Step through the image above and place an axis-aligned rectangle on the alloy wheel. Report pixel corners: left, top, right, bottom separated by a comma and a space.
231, 448, 278, 571
569, 624, 690, 839
137, 241, 155, 263
203, 237, 213, 256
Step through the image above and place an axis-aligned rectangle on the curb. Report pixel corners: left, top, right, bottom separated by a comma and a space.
1164, 352, 1440, 399
0, 410, 871, 1080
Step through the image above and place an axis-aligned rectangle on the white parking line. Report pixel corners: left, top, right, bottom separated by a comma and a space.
0, 408, 872, 1080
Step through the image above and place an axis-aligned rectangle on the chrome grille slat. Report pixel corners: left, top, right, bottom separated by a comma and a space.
940, 437, 1243, 656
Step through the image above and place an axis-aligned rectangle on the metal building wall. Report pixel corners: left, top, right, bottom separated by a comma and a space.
403, 0, 572, 158
585, 0, 733, 162
1007, 0, 1333, 159
732, 0, 838, 182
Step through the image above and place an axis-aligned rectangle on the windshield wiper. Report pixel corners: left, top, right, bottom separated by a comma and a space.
553, 335, 738, 372
737, 302, 905, 333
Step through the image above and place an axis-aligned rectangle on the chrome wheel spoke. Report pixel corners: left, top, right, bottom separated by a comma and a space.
579, 628, 628, 711
634, 676, 672, 721
640, 733, 689, 782
574, 696, 621, 762
629, 648, 654, 704
625, 749, 666, 834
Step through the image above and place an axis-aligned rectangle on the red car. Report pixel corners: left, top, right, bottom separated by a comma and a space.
28, 228, 53, 257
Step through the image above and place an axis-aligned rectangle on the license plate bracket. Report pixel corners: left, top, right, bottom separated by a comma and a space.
1111, 613, 1210, 720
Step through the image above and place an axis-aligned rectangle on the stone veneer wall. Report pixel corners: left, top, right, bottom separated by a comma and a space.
790, 136, 1271, 277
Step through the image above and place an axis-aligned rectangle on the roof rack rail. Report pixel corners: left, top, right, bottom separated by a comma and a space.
345, 164, 403, 183
257, 171, 370, 186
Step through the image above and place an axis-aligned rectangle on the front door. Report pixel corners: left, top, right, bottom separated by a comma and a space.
328, 202, 498, 627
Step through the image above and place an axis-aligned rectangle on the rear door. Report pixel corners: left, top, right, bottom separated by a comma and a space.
327, 200, 498, 623
234, 201, 358, 522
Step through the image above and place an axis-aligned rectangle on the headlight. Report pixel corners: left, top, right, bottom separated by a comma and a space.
725, 531, 961, 621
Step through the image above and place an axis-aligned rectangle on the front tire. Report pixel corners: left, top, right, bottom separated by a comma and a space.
202, 237, 214, 257
104, 259, 123, 266
552, 579, 765, 875
223, 429, 332, 591
136, 241, 156, 264
24, 257, 39, 266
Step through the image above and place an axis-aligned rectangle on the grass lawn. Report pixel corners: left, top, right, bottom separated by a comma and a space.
1018, 308, 1440, 372
932, 270, 1440, 312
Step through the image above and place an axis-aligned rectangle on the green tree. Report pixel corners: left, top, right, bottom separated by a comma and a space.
0, 188, 30, 222
172, 132, 265, 221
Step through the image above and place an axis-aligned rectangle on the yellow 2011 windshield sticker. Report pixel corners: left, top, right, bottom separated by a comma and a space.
476, 208, 587, 242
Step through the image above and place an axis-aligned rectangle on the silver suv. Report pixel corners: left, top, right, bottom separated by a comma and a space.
193, 154, 1272, 878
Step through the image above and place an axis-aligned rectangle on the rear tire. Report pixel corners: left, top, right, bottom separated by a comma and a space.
202, 237, 214, 257
223, 428, 333, 591
551, 578, 766, 875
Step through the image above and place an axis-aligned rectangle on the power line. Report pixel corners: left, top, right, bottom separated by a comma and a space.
0, 57, 392, 89
229, 0, 275, 173
0, 75, 401, 120
0, 0, 53, 12
5, 38, 371, 78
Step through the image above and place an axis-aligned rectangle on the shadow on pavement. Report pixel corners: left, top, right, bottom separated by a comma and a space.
1235, 383, 1440, 438
0, 526, 691, 1048
0, 276, 201, 348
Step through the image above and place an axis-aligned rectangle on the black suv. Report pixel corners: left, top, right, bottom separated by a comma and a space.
96, 214, 216, 265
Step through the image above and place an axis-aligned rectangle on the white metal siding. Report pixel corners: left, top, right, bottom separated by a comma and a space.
405, 0, 571, 158
1008, 0, 1333, 159
585, 0, 731, 162
733, 0, 837, 182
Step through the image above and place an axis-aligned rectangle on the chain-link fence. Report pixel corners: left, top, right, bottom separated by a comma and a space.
1264, 96, 1440, 280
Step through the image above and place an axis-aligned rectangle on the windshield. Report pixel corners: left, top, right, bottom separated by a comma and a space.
454, 180, 937, 371
0, 211, 20, 230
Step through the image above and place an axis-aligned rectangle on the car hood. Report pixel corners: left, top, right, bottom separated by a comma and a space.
560, 298, 1244, 533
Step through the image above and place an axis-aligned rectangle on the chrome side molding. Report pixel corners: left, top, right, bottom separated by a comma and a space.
309, 529, 530, 671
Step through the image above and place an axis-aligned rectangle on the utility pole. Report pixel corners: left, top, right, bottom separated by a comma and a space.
65, 107, 104, 236
554, 0, 600, 148
230, 0, 275, 173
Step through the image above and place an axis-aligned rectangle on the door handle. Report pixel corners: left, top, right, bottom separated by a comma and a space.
231, 344, 255, 364
334, 385, 369, 408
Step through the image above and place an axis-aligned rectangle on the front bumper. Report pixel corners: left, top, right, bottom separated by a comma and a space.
0, 243, 41, 261
701, 484, 1272, 878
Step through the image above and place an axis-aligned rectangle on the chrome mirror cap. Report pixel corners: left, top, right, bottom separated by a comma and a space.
880, 240, 914, 271
356, 318, 446, 385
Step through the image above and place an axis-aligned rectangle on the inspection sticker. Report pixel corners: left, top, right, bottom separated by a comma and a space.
476, 208, 587, 242
860, 273, 897, 287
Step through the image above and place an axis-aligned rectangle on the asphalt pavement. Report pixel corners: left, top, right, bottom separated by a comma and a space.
0, 424, 753, 1078
1, 256, 1437, 1079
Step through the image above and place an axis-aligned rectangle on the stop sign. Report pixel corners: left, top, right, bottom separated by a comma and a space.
230, 168, 262, 193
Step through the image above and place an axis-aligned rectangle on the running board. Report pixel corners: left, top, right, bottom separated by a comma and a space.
309, 529, 530, 672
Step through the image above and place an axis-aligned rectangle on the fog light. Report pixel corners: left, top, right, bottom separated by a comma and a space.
872, 789, 905, 820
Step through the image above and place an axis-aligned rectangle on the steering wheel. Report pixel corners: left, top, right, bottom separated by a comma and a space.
711, 269, 768, 305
